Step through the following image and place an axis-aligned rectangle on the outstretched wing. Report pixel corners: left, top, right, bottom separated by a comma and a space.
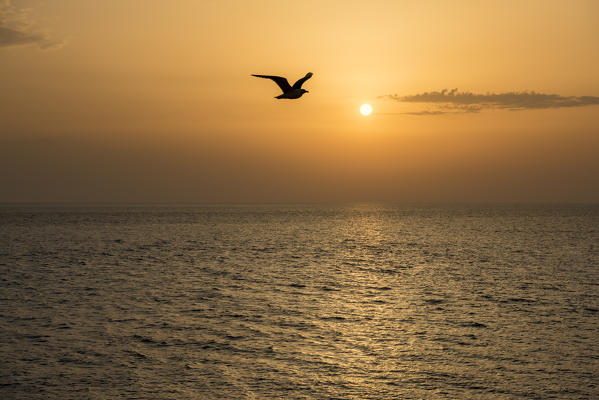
252, 74, 291, 92
292, 72, 313, 89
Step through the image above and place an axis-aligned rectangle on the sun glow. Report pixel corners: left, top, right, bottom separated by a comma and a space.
360, 104, 372, 116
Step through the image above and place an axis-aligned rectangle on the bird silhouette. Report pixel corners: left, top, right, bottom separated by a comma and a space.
252, 72, 313, 99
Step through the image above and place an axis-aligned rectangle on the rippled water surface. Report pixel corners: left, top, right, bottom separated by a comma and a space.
1, 204, 598, 399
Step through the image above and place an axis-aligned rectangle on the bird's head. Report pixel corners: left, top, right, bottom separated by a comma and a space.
301, 89, 309, 94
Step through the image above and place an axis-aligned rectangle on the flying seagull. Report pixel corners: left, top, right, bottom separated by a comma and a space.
252, 72, 313, 99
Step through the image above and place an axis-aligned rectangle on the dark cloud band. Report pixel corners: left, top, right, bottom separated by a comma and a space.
0, 0, 62, 50
380, 89, 599, 113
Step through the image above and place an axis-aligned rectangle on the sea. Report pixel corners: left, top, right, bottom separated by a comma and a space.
1, 204, 598, 399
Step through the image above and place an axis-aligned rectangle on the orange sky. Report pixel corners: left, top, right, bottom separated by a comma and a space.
1, 0, 598, 203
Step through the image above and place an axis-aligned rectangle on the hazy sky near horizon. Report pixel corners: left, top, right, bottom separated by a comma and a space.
1, 0, 599, 203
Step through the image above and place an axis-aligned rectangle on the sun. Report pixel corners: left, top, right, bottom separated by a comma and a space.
360, 104, 372, 116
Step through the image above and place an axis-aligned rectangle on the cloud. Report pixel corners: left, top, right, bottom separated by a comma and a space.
0, 0, 62, 50
402, 110, 449, 116
379, 88, 599, 114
